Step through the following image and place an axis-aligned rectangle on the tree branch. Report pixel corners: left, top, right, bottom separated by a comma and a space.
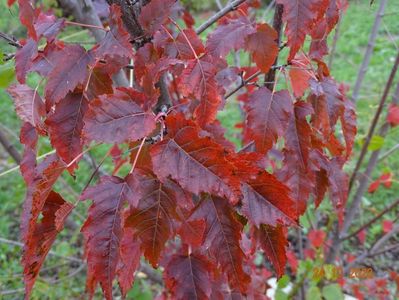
0, 31, 22, 48
264, 3, 284, 90
195, 0, 247, 34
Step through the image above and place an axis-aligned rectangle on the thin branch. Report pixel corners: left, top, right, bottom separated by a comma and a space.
0, 128, 22, 163
348, 50, 399, 192
340, 199, 399, 241
264, 3, 284, 90
196, 0, 247, 34
378, 143, 399, 162
351, 0, 388, 103
327, 12, 342, 69
0, 31, 22, 48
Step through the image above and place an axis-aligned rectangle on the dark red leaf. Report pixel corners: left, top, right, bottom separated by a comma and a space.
92, 5, 133, 60
244, 87, 292, 153
22, 191, 73, 298
45, 91, 89, 169
151, 114, 239, 203
18, 0, 37, 40
252, 224, 287, 278
117, 228, 141, 298
83, 88, 156, 144
34, 12, 64, 41
189, 195, 250, 293
80, 175, 135, 299
44, 44, 93, 107
165, 251, 213, 300
15, 39, 38, 84
245, 23, 278, 72
124, 169, 182, 267
382, 220, 393, 233
276, 0, 328, 60
7, 83, 45, 131
138, 0, 178, 35
206, 16, 255, 58
289, 55, 312, 98
241, 170, 298, 227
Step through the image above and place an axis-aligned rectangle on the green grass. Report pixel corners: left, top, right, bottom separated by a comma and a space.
1, 1, 399, 298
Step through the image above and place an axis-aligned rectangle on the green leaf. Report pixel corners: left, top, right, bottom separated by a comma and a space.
275, 289, 288, 300
277, 275, 290, 289
367, 135, 384, 151
306, 286, 322, 300
0, 61, 15, 88
0, 51, 4, 65
322, 283, 344, 300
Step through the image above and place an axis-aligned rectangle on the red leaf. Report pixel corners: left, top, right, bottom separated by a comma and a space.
15, 39, 38, 84
189, 195, 250, 293
117, 228, 141, 298
308, 229, 326, 248
7, 84, 45, 130
277, 0, 328, 60
289, 55, 312, 98
86, 64, 114, 100
206, 16, 255, 58
174, 28, 205, 59
45, 91, 88, 170
178, 55, 223, 127
357, 229, 366, 243
92, 5, 133, 60
151, 114, 239, 203
380, 172, 393, 188
368, 178, 381, 193
34, 12, 65, 41
165, 251, 213, 300
124, 169, 182, 267
178, 220, 206, 247
252, 224, 287, 278
341, 93, 357, 157
382, 220, 393, 233
80, 175, 136, 299
387, 104, 399, 126
244, 87, 292, 153
44, 44, 94, 107
284, 101, 314, 170
245, 23, 278, 73
18, 0, 37, 40
241, 170, 298, 227
82, 88, 156, 144
22, 191, 73, 298
138, 0, 178, 35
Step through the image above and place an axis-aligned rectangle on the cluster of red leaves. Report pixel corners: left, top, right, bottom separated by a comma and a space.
8, 0, 356, 299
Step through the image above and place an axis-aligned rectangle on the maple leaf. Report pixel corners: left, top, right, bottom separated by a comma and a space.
284, 101, 314, 170
244, 87, 292, 153
151, 114, 239, 203
92, 5, 133, 60
7, 84, 45, 131
245, 23, 279, 73
82, 88, 156, 144
23, 191, 73, 298
308, 229, 326, 248
80, 175, 135, 299
252, 224, 287, 278
34, 12, 65, 41
206, 16, 256, 58
178, 55, 223, 127
277, 0, 329, 60
289, 55, 313, 98
242, 170, 298, 227
85, 64, 114, 100
124, 169, 182, 267
138, 0, 178, 35
189, 194, 250, 293
117, 228, 141, 298
44, 44, 94, 107
164, 251, 214, 300
18, 0, 37, 40
45, 91, 89, 169
15, 39, 38, 84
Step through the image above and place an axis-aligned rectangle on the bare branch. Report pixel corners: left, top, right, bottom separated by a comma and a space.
0, 31, 22, 48
196, 0, 247, 34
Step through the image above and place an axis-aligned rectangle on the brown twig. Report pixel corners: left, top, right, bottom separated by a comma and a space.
264, 3, 284, 90
340, 199, 399, 241
195, 0, 247, 34
0, 31, 22, 48
348, 50, 399, 192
